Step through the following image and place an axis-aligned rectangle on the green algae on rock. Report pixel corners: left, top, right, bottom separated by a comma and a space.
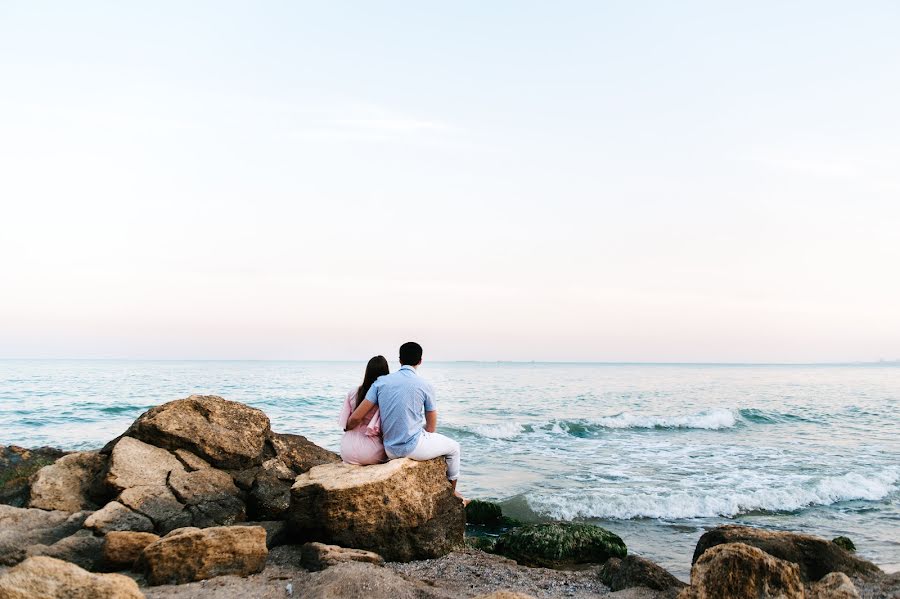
466, 500, 504, 525
493, 522, 626, 568
466, 535, 498, 552
0, 446, 67, 508
832, 536, 856, 552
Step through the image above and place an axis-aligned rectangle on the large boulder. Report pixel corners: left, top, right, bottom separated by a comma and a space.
692, 525, 880, 582
0, 555, 144, 598
104, 436, 245, 533
28, 451, 108, 512
137, 525, 268, 585
112, 395, 271, 470
101, 531, 160, 571
0, 445, 67, 507
0, 504, 90, 566
599, 555, 686, 592
25, 529, 104, 571
288, 458, 464, 562
678, 542, 804, 599
493, 522, 626, 568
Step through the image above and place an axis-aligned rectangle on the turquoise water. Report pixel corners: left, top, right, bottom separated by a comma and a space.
1, 360, 898, 578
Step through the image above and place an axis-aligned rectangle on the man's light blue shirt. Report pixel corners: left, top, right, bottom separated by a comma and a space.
365, 365, 435, 457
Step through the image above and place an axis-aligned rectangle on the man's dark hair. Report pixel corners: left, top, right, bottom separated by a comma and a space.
399, 341, 423, 366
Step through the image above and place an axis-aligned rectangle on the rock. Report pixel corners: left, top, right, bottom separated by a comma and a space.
173, 449, 212, 471
467, 536, 498, 552
268, 432, 340, 474
102, 436, 248, 532
104, 437, 184, 492
613, 589, 677, 599
808, 571, 860, 599
102, 531, 160, 571
832, 536, 856, 552
0, 505, 90, 566
113, 395, 271, 470
138, 525, 268, 585
261, 457, 296, 480
493, 522, 627, 568
0, 445, 67, 507
0, 555, 144, 598
168, 467, 245, 527
473, 593, 536, 599
28, 451, 107, 512
248, 470, 291, 520
288, 458, 464, 562
300, 542, 385, 571
600, 555, 687, 591
25, 529, 104, 571
236, 520, 288, 548
466, 499, 504, 525
228, 466, 261, 491
119, 485, 190, 534
301, 561, 447, 599
692, 525, 880, 582
678, 542, 804, 599
84, 501, 154, 534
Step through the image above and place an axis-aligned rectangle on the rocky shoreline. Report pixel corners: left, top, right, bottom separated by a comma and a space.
2, 394, 898, 598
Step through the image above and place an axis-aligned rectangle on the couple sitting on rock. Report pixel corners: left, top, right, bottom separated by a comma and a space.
339, 341, 463, 498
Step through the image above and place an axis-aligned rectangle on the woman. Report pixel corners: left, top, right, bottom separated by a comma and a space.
338, 355, 389, 465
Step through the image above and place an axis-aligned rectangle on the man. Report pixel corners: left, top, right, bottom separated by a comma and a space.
345, 341, 462, 497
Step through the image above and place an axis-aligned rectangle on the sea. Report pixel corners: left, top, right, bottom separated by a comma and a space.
1, 360, 897, 579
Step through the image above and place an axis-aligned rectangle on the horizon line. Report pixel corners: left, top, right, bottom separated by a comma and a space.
1, 358, 899, 366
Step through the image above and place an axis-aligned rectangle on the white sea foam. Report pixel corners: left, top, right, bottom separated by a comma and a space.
587, 408, 738, 431
526, 467, 900, 520
467, 421, 524, 439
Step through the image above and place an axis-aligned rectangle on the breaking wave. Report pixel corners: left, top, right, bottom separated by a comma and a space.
525, 467, 900, 520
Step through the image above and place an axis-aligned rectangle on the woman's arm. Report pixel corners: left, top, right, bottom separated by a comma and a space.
346, 399, 376, 431
338, 392, 353, 429
424, 410, 437, 433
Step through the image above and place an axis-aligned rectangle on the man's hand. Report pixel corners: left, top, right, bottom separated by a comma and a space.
346, 399, 376, 430
424, 410, 437, 433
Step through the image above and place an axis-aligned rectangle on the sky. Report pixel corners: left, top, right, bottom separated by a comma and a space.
1, 1, 899, 362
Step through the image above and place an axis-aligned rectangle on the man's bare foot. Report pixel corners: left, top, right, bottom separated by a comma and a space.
454, 491, 469, 505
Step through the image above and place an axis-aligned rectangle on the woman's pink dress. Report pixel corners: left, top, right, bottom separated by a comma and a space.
338, 389, 387, 465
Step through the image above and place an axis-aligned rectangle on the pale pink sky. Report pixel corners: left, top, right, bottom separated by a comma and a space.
2, 2, 899, 362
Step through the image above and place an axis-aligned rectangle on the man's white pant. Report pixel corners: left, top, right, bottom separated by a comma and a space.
388, 431, 460, 481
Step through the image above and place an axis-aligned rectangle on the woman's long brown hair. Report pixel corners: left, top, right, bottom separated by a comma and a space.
356, 355, 390, 409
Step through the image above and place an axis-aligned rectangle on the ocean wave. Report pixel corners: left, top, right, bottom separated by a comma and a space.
586, 409, 737, 430
737, 408, 818, 424
456, 409, 739, 440
525, 467, 900, 520
455, 407, 826, 440
464, 422, 526, 440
